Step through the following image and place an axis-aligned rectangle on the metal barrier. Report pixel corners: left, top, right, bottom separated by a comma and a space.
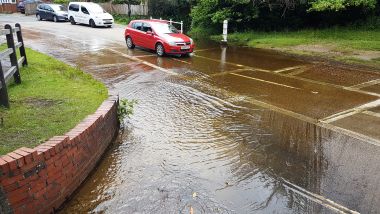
0, 23, 28, 108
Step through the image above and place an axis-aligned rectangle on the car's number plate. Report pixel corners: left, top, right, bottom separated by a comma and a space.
181, 45, 190, 50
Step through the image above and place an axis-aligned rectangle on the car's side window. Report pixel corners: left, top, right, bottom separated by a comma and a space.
69, 4, 79, 12
142, 23, 152, 32
45, 5, 52, 11
81, 6, 89, 14
133, 22, 142, 31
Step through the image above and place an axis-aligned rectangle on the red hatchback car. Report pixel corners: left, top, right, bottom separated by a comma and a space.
125, 19, 195, 57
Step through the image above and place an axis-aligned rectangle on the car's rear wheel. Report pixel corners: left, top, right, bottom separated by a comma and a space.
156, 43, 165, 57
70, 17, 76, 25
36, 14, 41, 21
126, 37, 135, 49
53, 16, 57, 22
90, 19, 96, 28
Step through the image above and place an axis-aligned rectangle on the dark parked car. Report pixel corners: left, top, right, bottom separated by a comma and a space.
36, 4, 68, 22
17, 0, 43, 14
17, 0, 25, 13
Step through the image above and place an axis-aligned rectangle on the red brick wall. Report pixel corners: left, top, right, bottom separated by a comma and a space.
0, 95, 119, 214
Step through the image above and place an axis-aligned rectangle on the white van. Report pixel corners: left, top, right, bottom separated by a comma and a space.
68, 2, 114, 27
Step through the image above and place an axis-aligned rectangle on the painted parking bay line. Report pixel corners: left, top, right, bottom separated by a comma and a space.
230, 73, 302, 90
171, 57, 192, 65
319, 99, 380, 123
193, 54, 271, 72
107, 48, 178, 76
272, 65, 306, 73
349, 79, 380, 89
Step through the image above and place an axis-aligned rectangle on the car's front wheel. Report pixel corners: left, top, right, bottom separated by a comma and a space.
156, 43, 165, 57
36, 14, 41, 21
90, 19, 96, 28
126, 37, 135, 49
70, 17, 76, 25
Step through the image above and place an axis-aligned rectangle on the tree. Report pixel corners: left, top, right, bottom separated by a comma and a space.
191, 0, 258, 32
309, 0, 377, 11
148, 0, 194, 32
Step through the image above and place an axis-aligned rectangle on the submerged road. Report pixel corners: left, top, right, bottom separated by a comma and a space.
1, 14, 380, 213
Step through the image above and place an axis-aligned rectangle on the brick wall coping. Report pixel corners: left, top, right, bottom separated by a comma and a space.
0, 95, 119, 214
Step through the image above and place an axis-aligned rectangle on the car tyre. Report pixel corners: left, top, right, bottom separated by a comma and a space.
70, 17, 76, 25
36, 14, 41, 21
53, 16, 58, 22
126, 37, 135, 49
156, 43, 165, 57
90, 19, 96, 28
181, 53, 190, 58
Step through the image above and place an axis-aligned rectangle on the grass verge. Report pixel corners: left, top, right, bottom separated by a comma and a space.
211, 27, 380, 68
0, 48, 108, 155
112, 14, 148, 25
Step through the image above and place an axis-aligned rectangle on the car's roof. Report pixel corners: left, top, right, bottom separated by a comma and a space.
69, 2, 100, 5
41, 3, 63, 6
132, 19, 168, 24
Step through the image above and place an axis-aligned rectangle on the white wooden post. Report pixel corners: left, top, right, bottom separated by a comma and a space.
222, 20, 228, 43
180, 21, 183, 34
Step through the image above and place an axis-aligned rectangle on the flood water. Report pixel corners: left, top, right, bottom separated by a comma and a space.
4, 18, 380, 213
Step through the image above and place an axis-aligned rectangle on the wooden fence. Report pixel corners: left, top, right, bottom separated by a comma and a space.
0, 23, 27, 108
24, 2, 38, 15
98, 3, 148, 16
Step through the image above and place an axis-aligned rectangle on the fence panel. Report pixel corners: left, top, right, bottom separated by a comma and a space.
25, 2, 38, 16
98, 3, 148, 16
0, 23, 27, 108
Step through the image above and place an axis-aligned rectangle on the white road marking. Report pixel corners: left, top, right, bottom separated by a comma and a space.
319, 99, 380, 123
134, 54, 157, 58
282, 179, 360, 214
107, 48, 178, 76
171, 58, 192, 65
84, 62, 132, 69
349, 79, 380, 89
210, 68, 253, 77
230, 73, 302, 90
244, 67, 380, 98
362, 110, 380, 118
287, 68, 308, 76
273, 66, 305, 73
193, 54, 270, 72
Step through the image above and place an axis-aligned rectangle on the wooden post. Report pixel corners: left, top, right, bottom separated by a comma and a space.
0, 60, 10, 108
5, 24, 21, 84
15, 23, 27, 66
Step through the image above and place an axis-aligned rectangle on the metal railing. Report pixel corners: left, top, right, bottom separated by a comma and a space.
0, 23, 28, 108
149, 17, 184, 34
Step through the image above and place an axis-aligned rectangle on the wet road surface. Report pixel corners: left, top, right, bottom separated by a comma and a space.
2, 14, 380, 213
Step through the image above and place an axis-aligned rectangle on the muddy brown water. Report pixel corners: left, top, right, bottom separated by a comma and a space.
6, 22, 380, 213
